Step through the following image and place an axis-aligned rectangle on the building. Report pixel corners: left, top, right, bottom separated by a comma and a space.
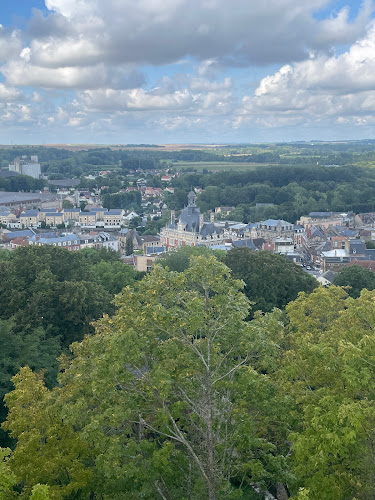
63, 208, 81, 222
160, 192, 226, 249
98, 232, 119, 252
39, 208, 57, 221
133, 254, 158, 272
89, 207, 108, 220
274, 238, 295, 254
0, 209, 17, 226
215, 206, 235, 216
45, 212, 64, 227
321, 249, 351, 271
20, 210, 39, 227
9, 156, 41, 179
256, 219, 295, 241
29, 233, 80, 251
79, 212, 97, 226
142, 235, 161, 254
104, 209, 124, 227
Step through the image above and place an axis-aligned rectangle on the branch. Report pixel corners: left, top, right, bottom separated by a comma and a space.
213, 356, 249, 385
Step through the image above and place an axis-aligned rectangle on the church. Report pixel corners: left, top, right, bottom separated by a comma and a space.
160, 191, 226, 249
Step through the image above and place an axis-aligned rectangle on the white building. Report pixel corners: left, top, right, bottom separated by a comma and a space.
9, 156, 41, 179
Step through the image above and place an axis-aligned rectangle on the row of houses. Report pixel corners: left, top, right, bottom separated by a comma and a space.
0, 207, 139, 229
3, 229, 119, 252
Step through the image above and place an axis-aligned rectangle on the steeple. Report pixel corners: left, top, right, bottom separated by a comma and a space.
187, 191, 197, 207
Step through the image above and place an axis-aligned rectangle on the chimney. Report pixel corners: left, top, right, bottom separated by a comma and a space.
199, 214, 204, 230
210, 212, 215, 223
171, 210, 175, 224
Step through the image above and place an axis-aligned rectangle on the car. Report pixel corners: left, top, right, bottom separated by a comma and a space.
306, 265, 312, 270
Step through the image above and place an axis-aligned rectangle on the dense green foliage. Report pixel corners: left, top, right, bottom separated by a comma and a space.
3, 143, 375, 222
224, 248, 318, 317
2, 257, 291, 499
283, 286, 375, 499
0, 174, 44, 192
333, 264, 375, 297
158, 245, 225, 272
102, 191, 142, 210
168, 165, 375, 221
2, 256, 375, 499
0, 246, 141, 447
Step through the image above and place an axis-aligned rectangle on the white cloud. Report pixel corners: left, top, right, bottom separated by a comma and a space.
235, 22, 375, 128
2, 59, 145, 90
18, 0, 374, 72
79, 88, 194, 112
0, 84, 23, 102
317, 0, 374, 47
0, 28, 22, 64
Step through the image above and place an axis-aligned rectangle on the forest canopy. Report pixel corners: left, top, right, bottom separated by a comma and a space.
1, 252, 375, 499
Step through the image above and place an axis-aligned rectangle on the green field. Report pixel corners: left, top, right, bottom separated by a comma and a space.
175, 161, 277, 172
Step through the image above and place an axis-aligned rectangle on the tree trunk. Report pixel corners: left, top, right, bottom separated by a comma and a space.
277, 483, 289, 500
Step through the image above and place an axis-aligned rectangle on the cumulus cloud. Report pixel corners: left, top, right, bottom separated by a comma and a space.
79, 88, 195, 112
0, 84, 23, 102
235, 22, 375, 128
0, 28, 22, 63
17, 0, 374, 71
2, 59, 145, 90
73, 76, 233, 115
317, 0, 374, 47
0, 0, 374, 141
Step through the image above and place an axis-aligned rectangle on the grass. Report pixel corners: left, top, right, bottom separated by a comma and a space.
175, 161, 277, 172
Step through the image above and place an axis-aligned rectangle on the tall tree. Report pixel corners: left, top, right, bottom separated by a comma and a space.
225, 249, 317, 317
282, 286, 375, 499
333, 264, 375, 298
125, 236, 134, 256
4, 257, 290, 499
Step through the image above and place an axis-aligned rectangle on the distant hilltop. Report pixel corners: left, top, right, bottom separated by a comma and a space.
0, 143, 229, 151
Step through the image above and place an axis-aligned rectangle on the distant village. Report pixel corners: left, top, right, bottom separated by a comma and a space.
2, 155, 375, 282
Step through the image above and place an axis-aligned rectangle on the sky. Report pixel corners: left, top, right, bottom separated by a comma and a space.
0, 0, 375, 144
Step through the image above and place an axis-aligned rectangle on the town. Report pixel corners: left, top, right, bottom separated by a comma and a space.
1, 153, 375, 284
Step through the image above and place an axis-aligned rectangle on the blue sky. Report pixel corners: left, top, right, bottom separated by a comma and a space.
0, 0, 374, 144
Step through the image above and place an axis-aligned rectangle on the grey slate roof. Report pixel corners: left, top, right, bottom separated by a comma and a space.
90, 207, 108, 212
0, 170, 19, 178
107, 209, 123, 215
3, 229, 35, 240
321, 270, 335, 283
48, 178, 80, 187
178, 205, 201, 232
309, 211, 333, 218
261, 219, 292, 227
21, 210, 39, 217
200, 223, 223, 239
232, 239, 257, 250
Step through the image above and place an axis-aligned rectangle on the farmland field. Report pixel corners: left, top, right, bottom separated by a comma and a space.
175, 161, 277, 172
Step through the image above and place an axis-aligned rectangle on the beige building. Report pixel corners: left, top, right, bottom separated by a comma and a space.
63, 208, 81, 222
133, 254, 158, 272
0, 210, 17, 225
104, 210, 123, 226
256, 219, 294, 241
20, 210, 39, 227
79, 212, 97, 225
45, 212, 64, 226
160, 192, 226, 249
